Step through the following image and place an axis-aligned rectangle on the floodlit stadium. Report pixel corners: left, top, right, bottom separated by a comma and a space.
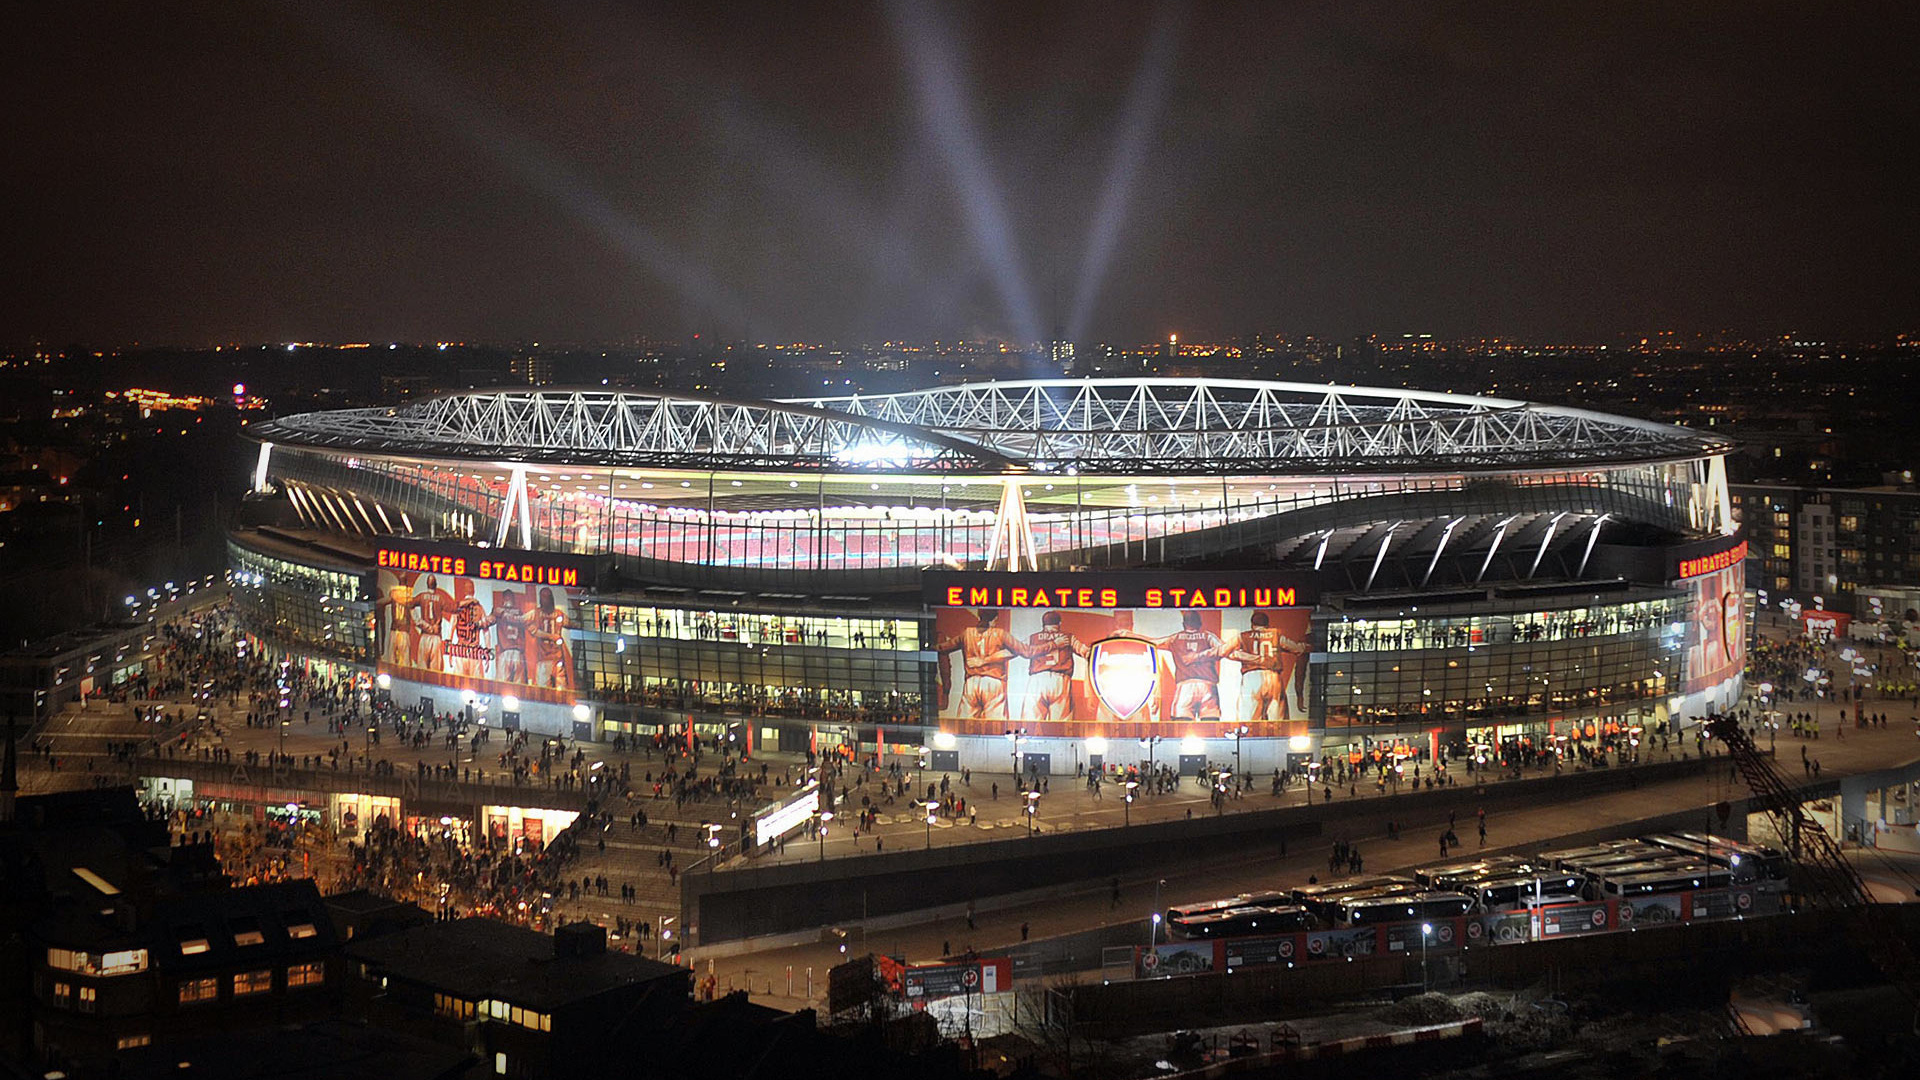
231, 378, 1746, 773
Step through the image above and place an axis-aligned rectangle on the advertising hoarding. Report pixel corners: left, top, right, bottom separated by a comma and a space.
373, 542, 597, 706
925, 572, 1316, 739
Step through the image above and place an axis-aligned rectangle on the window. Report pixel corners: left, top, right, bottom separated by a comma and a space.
78, 985, 97, 1013
47, 948, 86, 972
495, 1052, 507, 1076
286, 922, 318, 940
286, 961, 325, 988
233, 929, 266, 947
178, 977, 218, 1004
116, 1033, 152, 1050
100, 949, 149, 976
179, 937, 210, 956
52, 981, 71, 1007
233, 969, 273, 996
433, 992, 475, 1019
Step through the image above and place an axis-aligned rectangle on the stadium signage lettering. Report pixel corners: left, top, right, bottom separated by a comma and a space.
939, 583, 1299, 609
375, 548, 580, 586
1677, 540, 1747, 580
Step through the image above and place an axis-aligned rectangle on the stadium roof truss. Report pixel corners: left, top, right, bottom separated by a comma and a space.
252, 378, 1728, 476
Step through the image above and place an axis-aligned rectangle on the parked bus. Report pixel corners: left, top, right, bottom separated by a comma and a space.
1414, 856, 1531, 890
1642, 833, 1789, 888
1472, 872, 1587, 912
1538, 840, 1664, 870
1595, 864, 1733, 898
1289, 877, 1416, 923
1338, 890, 1474, 928
1163, 891, 1292, 923
1168, 904, 1313, 940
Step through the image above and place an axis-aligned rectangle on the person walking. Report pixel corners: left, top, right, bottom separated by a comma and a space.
1478, 820, 1487, 846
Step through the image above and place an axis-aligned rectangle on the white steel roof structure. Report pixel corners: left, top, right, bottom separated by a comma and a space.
251, 378, 1728, 476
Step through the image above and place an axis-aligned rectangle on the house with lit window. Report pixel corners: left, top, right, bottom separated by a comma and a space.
344, 918, 691, 1080
31, 877, 341, 1069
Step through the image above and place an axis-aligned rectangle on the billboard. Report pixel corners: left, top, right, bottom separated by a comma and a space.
1682, 557, 1744, 694
924, 572, 1315, 739
373, 543, 597, 706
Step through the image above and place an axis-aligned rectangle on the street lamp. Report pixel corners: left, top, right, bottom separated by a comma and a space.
1233, 725, 1246, 783
817, 811, 833, 862
1123, 780, 1138, 826
923, 800, 940, 850
1421, 923, 1432, 991
1024, 790, 1041, 837
1150, 878, 1166, 947
1139, 735, 1161, 790
1005, 728, 1026, 781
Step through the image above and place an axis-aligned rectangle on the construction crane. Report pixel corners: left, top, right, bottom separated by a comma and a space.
1707, 715, 1920, 1019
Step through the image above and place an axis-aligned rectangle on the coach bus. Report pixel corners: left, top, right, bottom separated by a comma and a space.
1642, 833, 1789, 888
1167, 904, 1313, 940
1472, 872, 1588, 912
1290, 878, 1418, 923
1595, 864, 1734, 899
1338, 890, 1475, 929
1163, 891, 1292, 923
1538, 840, 1665, 870
1414, 856, 1532, 890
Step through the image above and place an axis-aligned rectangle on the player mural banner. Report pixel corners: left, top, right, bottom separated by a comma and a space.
1682, 558, 1745, 695
924, 572, 1316, 738
372, 542, 599, 706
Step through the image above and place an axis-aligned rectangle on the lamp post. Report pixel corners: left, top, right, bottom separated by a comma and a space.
1024, 790, 1040, 837
1150, 878, 1166, 948
923, 800, 940, 850
1140, 735, 1160, 791
1005, 729, 1026, 781
1233, 725, 1246, 784
1420, 922, 1432, 992
817, 811, 833, 862
1124, 780, 1138, 826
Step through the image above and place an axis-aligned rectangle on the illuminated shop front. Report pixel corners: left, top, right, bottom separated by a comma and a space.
483, 805, 580, 849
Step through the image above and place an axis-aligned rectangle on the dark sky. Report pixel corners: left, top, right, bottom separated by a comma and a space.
6, 1, 1916, 347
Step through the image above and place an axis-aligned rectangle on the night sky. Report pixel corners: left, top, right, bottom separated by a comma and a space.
6, 1, 1915, 346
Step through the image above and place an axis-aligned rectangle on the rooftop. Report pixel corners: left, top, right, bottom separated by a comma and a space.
344, 917, 687, 1012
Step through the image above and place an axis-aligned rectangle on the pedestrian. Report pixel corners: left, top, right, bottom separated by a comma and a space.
1478, 820, 1487, 846
1020, 922, 1029, 941
943, 939, 951, 956
1440, 833, 1449, 856
967, 901, 976, 930
1111, 877, 1121, 908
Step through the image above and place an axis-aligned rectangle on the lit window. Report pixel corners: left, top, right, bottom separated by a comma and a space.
233, 969, 273, 996
52, 982, 71, 1006
233, 929, 266, 947
286, 922, 318, 940
116, 1034, 152, 1050
179, 938, 210, 956
178, 978, 218, 1004
78, 985, 97, 1013
287, 961, 325, 988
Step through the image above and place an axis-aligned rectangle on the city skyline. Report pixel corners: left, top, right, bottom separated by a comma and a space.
6, 1, 1917, 347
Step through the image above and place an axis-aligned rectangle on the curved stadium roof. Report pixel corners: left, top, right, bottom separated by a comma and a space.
248, 378, 1730, 477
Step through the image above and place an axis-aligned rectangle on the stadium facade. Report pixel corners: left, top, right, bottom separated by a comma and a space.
228, 378, 1745, 777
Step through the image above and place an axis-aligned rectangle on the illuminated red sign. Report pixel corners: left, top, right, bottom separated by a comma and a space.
927, 572, 1312, 610
375, 547, 582, 587
1677, 540, 1747, 580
